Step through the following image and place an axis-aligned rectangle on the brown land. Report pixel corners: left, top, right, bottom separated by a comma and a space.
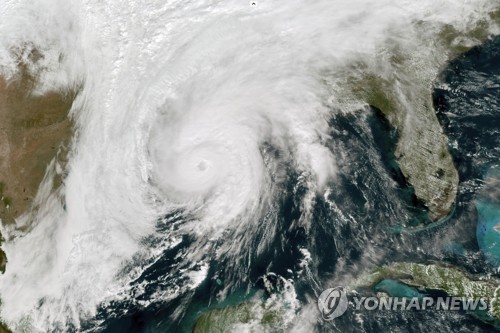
0, 64, 77, 274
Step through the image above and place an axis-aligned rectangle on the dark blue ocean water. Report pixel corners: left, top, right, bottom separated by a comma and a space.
83, 36, 500, 333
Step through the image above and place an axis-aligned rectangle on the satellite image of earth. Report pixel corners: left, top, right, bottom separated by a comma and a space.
0, 1, 498, 332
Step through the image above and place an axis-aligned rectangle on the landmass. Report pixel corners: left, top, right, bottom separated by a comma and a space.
337, 9, 500, 221
348, 262, 500, 322
192, 297, 284, 333
0, 46, 77, 273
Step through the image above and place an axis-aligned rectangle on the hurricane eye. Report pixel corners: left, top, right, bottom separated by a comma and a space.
197, 160, 208, 171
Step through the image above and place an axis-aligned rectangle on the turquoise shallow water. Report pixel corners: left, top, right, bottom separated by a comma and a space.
373, 279, 423, 299
476, 200, 500, 267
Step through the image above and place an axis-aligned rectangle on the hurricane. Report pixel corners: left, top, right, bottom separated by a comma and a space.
0, 0, 498, 332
